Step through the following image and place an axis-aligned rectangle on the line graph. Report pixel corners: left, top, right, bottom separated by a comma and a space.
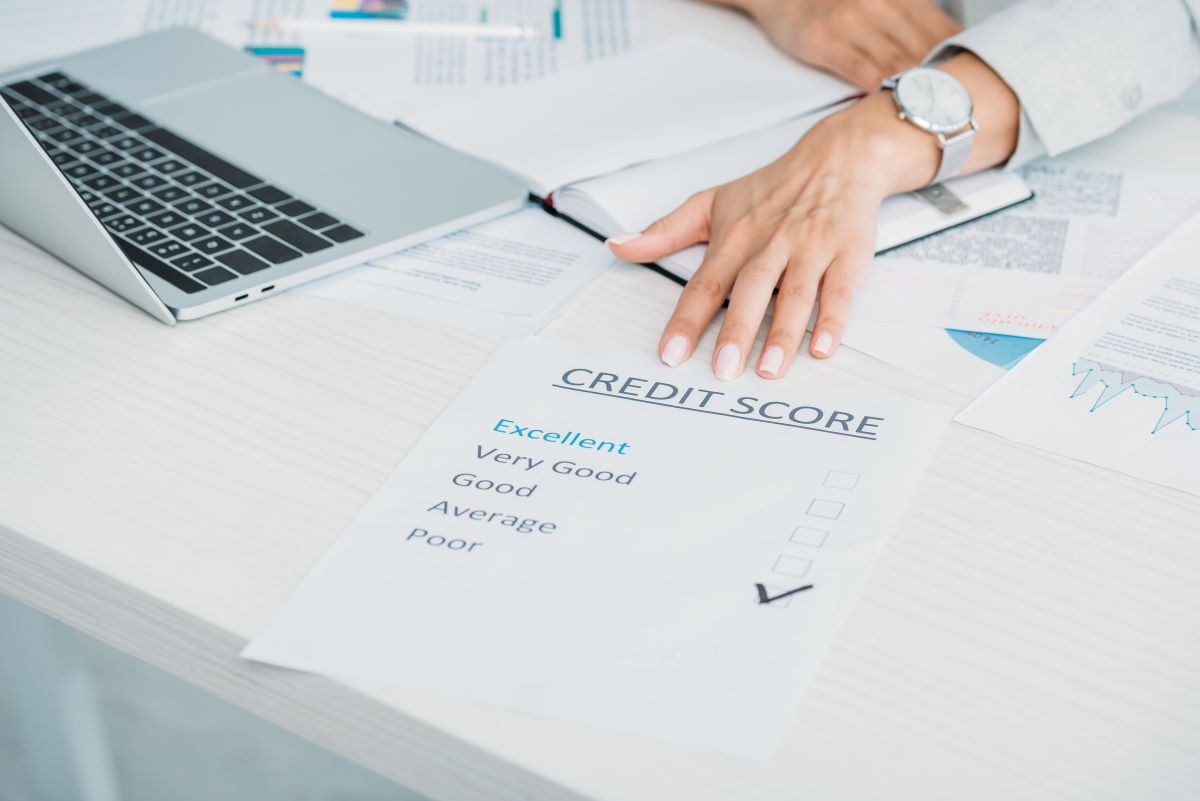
1070, 358, 1200, 434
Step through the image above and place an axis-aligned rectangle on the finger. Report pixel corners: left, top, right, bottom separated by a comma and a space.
756, 250, 827, 379
810, 246, 872, 359
658, 229, 757, 369
903, 0, 963, 42
817, 40, 889, 92
879, 11, 944, 63
714, 238, 791, 380
851, 28, 913, 78
607, 188, 714, 264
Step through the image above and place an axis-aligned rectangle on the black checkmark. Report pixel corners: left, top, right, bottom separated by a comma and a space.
755, 582, 814, 605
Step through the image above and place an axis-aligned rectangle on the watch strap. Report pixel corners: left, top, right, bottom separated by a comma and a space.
932, 120, 978, 184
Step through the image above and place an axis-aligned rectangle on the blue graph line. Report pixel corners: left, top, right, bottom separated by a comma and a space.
1070, 358, 1200, 434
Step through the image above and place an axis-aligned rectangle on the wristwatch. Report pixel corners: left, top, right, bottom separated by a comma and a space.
881, 67, 978, 185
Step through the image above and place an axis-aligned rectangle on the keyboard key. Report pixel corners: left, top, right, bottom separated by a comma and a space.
249, 185, 291, 204
110, 135, 141, 150
90, 150, 122, 166
112, 162, 147, 179
242, 235, 302, 264
6, 80, 57, 105
92, 101, 128, 117
217, 194, 254, 212
27, 116, 61, 131
36, 72, 71, 88
239, 206, 278, 225
104, 186, 141, 203
131, 173, 168, 191
58, 81, 89, 96
83, 174, 119, 191
66, 112, 101, 128
153, 186, 189, 203
76, 190, 99, 205
128, 227, 166, 246
194, 265, 237, 285
45, 99, 77, 117
142, 127, 260, 189
47, 127, 83, 144
323, 224, 365, 244
197, 210, 235, 228
115, 238, 204, 294
277, 199, 315, 217
11, 104, 41, 120
91, 202, 122, 219
64, 162, 99, 180
149, 240, 188, 259
263, 219, 332, 253
175, 197, 212, 216
298, 211, 339, 230
130, 146, 165, 162
175, 171, 207, 186
70, 139, 102, 155
194, 235, 234, 255
154, 159, 187, 174
216, 222, 256, 241
114, 112, 154, 130
171, 253, 212, 271
47, 149, 78, 167
90, 125, 124, 139
147, 210, 185, 229
106, 214, 142, 233
128, 198, 164, 216
196, 182, 234, 199
168, 223, 210, 242
217, 249, 269, 275
76, 92, 106, 106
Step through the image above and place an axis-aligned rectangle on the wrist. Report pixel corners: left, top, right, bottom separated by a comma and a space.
845, 91, 942, 195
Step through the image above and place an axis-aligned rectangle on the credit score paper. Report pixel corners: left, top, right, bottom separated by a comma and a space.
244, 337, 951, 759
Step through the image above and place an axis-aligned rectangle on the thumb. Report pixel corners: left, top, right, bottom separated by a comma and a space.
607, 188, 714, 263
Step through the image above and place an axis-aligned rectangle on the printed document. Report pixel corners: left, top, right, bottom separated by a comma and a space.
957, 210, 1200, 497
244, 337, 951, 758
299, 206, 613, 334
304, 0, 645, 120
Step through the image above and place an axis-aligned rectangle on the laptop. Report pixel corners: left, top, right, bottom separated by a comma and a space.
0, 28, 527, 325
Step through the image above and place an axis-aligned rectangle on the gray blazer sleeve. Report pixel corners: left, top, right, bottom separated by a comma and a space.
928, 0, 1200, 167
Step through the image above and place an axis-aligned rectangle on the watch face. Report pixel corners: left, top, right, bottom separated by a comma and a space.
894, 67, 973, 134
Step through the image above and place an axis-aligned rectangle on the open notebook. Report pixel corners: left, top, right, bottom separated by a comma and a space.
548, 105, 1034, 282
401, 38, 1032, 283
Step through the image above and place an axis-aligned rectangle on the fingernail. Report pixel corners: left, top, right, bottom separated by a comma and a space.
605, 232, 641, 246
660, 334, 688, 367
812, 332, 834, 357
714, 343, 741, 381
759, 345, 785, 376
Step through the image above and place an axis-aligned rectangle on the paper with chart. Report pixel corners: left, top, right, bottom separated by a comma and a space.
244, 337, 950, 758
957, 210, 1200, 496
851, 163, 1200, 337
304, 0, 645, 120
299, 205, 613, 334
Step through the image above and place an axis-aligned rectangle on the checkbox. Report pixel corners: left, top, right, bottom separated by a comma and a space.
790, 526, 829, 547
773, 554, 813, 578
807, 499, 844, 520
823, 470, 860, 490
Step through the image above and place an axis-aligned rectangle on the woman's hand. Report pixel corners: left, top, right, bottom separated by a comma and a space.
606, 55, 1022, 381
714, 0, 961, 90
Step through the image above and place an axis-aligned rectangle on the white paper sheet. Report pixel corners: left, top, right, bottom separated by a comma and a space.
956, 210, 1200, 496
243, 337, 951, 759
852, 163, 1200, 337
304, 0, 645, 120
398, 36, 856, 195
299, 205, 613, 335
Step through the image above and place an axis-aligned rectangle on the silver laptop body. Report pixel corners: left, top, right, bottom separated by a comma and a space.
0, 28, 527, 324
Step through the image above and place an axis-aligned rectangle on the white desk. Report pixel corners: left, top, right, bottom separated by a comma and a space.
3, 4, 1200, 800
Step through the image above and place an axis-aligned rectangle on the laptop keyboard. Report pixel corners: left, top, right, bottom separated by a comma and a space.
0, 71, 365, 294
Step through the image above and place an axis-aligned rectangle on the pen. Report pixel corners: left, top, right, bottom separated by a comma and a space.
246, 19, 544, 38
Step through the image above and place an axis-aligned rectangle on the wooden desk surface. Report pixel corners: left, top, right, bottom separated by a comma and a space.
3, 4, 1200, 800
